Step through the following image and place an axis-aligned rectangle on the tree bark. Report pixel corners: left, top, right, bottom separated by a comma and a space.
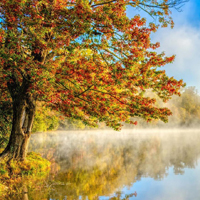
20, 97, 36, 160
0, 83, 36, 161
1, 30, 38, 162
22, 185, 29, 200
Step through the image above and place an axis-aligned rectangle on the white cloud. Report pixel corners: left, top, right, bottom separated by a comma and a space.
127, 1, 200, 90
152, 25, 200, 71
150, 1, 200, 90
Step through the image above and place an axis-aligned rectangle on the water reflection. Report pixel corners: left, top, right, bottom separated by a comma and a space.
7, 130, 200, 199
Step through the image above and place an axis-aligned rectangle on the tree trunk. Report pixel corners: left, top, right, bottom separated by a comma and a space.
22, 185, 29, 200
1, 34, 38, 162
0, 91, 36, 161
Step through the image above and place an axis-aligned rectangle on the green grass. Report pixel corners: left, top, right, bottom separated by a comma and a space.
0, 152, 51, 197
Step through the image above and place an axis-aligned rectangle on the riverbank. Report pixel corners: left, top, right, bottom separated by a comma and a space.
0, 152, 50, 197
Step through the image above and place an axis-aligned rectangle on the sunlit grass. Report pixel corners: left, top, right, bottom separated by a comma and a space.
0, 152, 51, 197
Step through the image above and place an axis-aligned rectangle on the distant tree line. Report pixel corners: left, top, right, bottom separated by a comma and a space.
129, 86, 200, 128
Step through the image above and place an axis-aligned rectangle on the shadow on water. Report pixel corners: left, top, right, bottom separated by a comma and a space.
5, 129, 200, 199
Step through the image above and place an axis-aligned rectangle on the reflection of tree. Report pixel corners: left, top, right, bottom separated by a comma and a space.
27, 131, 200, 199
15, 188, 136, 200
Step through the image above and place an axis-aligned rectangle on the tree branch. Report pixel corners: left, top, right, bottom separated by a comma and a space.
90, 89, 128, 105
92, 0, 117, 7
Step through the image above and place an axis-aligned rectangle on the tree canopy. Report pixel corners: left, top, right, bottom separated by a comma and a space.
0, 0, 187, 160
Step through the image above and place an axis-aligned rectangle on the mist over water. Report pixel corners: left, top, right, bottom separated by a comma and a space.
24, 129, 200, 200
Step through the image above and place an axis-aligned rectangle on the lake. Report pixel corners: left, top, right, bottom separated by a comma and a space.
6, 129, 200, 199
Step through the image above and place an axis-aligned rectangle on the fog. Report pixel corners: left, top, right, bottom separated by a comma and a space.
26, 129, 200, 200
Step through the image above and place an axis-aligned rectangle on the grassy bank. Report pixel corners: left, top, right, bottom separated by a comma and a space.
0, 152, 51, 197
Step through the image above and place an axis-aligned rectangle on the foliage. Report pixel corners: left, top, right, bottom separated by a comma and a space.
130, 86, 200, 128
59, 86, 200, 129
59, 118, 87, 130
0, 0, 186, 133
0, 102, 12, 148
167, 87, 200, 127
0, 183, 7, 197
32, 103, 59, 132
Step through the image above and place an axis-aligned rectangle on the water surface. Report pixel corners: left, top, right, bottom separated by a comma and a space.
8, 129, 200, 199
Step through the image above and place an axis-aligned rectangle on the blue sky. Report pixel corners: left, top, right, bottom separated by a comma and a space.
128, 0, 200, 92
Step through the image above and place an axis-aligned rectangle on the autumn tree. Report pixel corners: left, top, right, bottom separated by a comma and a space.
0, 0, 187, 161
